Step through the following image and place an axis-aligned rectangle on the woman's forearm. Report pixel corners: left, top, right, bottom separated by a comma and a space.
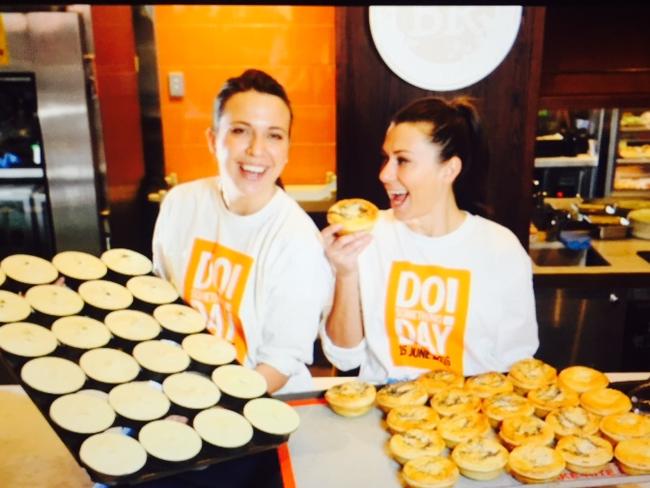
255, 363, 289, 394
325, 272, 365, 348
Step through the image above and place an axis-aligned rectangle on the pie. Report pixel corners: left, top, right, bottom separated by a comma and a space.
1, 254, 58, 287
376, 381, 428, 413
506, 357, 557, 395
51, 315, 111, 350
401, 455, 459, 488
324, 380, 377, 417
558, 365, 609, 393
556, 434, 613, 474
49, 391, 116, 434
79, 431, 147, 476
132, 339, 190, 375
138, 419, 202, 462
182, 333, 237, 367
79, 348, 140, 384
25, 284, 84, 318
104, 309, 161, 342
193, 407, 253, 449
326, 198, 379, 234
0, 290, 32, 323
527, 383, 580, 418
437, 411, 491, 448
52, 251, 107, 282
100, 248, 152, 277
507, 444, 565, 483
108, 381, 170, 421
464, 372, 513, 399
614, 438, 650, 475
389, 428, 445, 465
153, 303, 206, 335
482, 392, 535, 428
499, 414, 554, 450
580, 388, 632, 416
429, 387, 480, 417
243, 397, 300, 436
126, 275, 179, 306
386, 405, 439, 434
450, 437, 509, 480
162, 371, 221, 410
416, 369, 464, 397
545, 405, 600, 439
21, 356, 86, 394
0, 321, 57, 357
78, 280, 133, 312
211, 364, 267, 399
599, 412, 650, 444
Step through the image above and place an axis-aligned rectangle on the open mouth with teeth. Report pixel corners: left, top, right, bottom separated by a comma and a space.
239, 163, 268, 180
387, 189, 409, 208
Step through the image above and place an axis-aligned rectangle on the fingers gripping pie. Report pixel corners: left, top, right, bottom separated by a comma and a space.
327, 198, 378, 234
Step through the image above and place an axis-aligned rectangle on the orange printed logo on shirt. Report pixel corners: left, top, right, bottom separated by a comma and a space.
184, 238, 253, 363
384, 261, 471, 373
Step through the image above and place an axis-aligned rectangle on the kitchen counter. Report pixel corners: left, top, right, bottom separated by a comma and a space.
531, 237, 650, 285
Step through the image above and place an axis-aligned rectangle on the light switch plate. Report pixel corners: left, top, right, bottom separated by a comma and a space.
168, 71, 185, 98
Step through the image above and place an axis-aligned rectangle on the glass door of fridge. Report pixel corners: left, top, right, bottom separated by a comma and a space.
606, 108, 650, 196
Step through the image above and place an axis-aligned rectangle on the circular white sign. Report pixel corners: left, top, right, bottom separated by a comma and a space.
369, 6, 523, 91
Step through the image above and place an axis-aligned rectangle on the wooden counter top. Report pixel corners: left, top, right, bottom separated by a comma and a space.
532, 237, 650, 276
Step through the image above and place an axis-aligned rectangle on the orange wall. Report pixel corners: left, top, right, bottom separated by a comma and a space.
153, 6, 336, 185
91, 6, 145, 201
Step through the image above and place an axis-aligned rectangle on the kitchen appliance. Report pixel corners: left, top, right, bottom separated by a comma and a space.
0, 11, 105, 257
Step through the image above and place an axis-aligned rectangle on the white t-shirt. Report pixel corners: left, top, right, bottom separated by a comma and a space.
152, 177, 333, 394
321, 210, 539, 383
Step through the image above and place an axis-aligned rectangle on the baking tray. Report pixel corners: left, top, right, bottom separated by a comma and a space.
0, 310, 288, 486
284, 387, 650, 488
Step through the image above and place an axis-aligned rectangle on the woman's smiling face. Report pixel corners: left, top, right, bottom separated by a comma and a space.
379, 121, 457, 221
212, 90, 291, 201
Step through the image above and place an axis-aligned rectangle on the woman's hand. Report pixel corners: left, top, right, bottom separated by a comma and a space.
321, 224, 373, 277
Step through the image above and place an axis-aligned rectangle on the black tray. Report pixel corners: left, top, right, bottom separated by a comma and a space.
0, 320, 287, 486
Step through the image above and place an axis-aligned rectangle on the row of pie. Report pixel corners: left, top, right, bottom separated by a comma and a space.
325, 358, 650, 487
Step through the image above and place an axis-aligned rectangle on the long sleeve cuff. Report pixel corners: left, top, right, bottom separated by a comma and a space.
320, 329, 367, 371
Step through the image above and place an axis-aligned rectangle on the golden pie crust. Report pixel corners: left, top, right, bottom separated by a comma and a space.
507, 444, 566, 483
429, 387, 480, 417
401, 455, 459, 488
464, 372, 513, 399
451, 437, 509, 480
545, 405, 600, 439
558, 365, 609, 393
389, 428, 445, 465
326, 198, 379, 234
437, 411, 491, 448
482, 392, 535, 428
580, 388, 631, 416
386, 405, 439, 434
600, 412, 650, 444
507, 358, 557, 394
614, 438, 650, 475
556, 434, 613, 474
324, 381, 376, 417
499, 414, 554, 450
527, 383, 580, 418
416, 369, 464, 397
376, 381, 428, 413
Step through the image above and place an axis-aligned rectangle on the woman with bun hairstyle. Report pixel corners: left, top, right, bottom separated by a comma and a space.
321, 96, 538, 384
152, 69, 332, 394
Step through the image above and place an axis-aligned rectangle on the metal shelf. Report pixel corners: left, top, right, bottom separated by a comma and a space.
616, 157, 650, 164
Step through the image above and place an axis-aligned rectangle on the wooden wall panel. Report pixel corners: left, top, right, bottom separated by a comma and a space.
540, 5, 650, 108
335, 7, 546, 246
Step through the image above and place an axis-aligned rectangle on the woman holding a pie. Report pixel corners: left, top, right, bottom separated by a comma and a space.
320, 96, 538, 383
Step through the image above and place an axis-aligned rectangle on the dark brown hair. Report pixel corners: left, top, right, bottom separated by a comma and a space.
213, 68, 293, 131
390, 96, 491, 218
